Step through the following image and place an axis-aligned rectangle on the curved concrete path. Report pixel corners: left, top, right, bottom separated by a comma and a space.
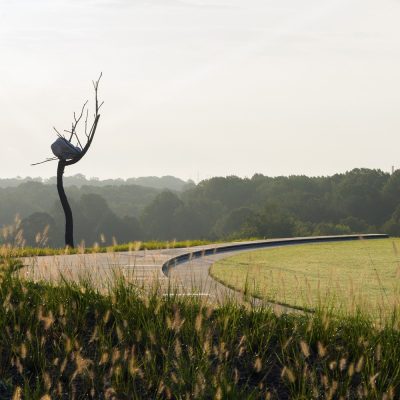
164, 234, 389, 305
21, 234, 388, 304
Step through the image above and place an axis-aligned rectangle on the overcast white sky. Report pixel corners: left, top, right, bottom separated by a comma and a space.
1, 0, 400, 181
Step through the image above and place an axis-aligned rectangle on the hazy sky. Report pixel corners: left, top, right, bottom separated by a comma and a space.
1, 0, 400, 181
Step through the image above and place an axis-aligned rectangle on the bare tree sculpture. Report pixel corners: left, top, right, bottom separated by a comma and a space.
33, 74, 103, 248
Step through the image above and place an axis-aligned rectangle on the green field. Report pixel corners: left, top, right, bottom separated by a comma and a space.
210, 239, 400, 313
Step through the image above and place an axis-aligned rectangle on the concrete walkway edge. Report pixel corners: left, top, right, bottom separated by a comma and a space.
162, 234, 389, 277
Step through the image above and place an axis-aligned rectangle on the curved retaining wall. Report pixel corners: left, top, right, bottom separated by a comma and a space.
161, 234, 389, 277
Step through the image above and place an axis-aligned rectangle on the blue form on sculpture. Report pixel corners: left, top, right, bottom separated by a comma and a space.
51, 137, 82, 161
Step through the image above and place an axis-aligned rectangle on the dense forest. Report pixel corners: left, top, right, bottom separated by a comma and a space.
1, 168, 400, 247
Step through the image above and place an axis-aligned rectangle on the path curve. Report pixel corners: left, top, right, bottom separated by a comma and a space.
162, 234, 389, 304
22, 234, 388, 304
162, 234, 388, 276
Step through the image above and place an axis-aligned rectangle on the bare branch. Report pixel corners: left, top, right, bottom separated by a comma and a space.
64, 130, 83, 150
92, 72, 103, 119
75, 135, 84, 150
68, 100, 88, 141
31, 157, 58, 166
84, 108, 89, 138
32, 72, 103, 168
77, 101, 88, 122
53, 126, 63, 137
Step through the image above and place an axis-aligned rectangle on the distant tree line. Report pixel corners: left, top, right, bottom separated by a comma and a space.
2, 168, 400, 247
0, 174, 194, 191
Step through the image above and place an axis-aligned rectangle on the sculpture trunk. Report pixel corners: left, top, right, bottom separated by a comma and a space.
57, 160, 74, 248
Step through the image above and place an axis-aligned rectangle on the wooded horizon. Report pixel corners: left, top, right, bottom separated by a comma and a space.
2, 168, 400, 248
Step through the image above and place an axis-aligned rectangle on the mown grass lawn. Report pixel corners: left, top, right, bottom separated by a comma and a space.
210, 238, 400, 314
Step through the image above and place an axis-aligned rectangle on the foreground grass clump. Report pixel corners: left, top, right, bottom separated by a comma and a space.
211, 239, 400, 315
0, 267, 400, 399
